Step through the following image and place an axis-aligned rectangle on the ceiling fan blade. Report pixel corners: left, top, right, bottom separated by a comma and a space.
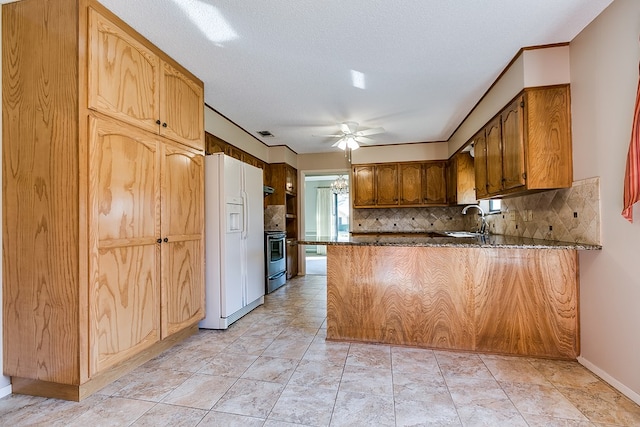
331, 139, 345, 147
340, 121, 358, 134
313, 134, 343, 138
356, 127, 385, 137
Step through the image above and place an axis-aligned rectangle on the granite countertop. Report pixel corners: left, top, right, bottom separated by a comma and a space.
298, 232, 602, 250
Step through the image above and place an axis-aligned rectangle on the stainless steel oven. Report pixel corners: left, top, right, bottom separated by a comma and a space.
265, 231, 287, 293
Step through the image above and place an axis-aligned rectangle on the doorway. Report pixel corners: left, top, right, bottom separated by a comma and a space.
303, 174, 349, 275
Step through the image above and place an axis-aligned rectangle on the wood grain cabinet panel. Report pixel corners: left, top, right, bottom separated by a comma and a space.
473, 85, 572, 199
327, 245, 579, 359
472, 129, 489, 199
161, 146, 204, 337
89, 117, 161, 376
352, 165, 376, 207
88, 7, 204, 151
399, 163, 422, 205
375, 163, 399, 206
485, 116, 503, 195
160, 61, 205, 150
88, 7, 160, 135
447, 152, 476, 205
423, 162, 447, 205
3, 0, 205, 401
353, 161, 447, 208
501, 97, 526, 191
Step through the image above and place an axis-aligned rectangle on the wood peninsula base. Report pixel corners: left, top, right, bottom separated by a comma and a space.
326, 245, 579, 359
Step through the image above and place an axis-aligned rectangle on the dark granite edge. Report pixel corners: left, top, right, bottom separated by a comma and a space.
298, 235, 602, 250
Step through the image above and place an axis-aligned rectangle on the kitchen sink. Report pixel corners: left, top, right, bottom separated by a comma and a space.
435, 231, 485, 238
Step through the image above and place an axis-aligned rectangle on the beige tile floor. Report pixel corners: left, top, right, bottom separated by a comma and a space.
2, 274, 640, 426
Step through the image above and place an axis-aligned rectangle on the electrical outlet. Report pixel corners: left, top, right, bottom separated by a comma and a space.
508, 212, 516, 221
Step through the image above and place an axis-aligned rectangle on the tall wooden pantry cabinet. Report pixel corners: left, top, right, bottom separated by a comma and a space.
2, 0, 205, 400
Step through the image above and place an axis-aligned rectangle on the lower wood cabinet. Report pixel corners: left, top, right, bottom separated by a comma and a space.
286, 239, 298, 279
90, 117, 204, 375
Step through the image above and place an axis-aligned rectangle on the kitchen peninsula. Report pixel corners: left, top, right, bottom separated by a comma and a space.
299, 234, 601, 360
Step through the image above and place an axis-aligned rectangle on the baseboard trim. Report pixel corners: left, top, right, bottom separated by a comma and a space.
578, 356, 640, 405
0, 383, 12, 399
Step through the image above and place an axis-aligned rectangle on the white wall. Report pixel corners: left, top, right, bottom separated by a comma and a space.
448, 45, 571, 155
570, 0, 640, 403
0, 7, 11, 398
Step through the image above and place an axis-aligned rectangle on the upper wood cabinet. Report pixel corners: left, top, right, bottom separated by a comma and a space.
88, 7, 204, 151
353, 161, 446, 208
3, 0, 204, 401
399, 163, 422, 205
285, 164, 297, 195
353, 164, 397, 207
472, 129, 489, 200
352, 165, 376, 207
376, 164, 399, 206
473, 85, 572, 199
423, 162, 447, 205
447, 152, 477, 205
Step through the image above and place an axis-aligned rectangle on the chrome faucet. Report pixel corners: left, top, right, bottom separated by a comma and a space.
462, 205, 487, 234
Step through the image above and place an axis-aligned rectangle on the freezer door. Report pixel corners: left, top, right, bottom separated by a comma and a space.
244, 164, 266, 304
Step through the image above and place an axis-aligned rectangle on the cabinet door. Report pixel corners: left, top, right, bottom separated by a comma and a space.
88, 8, 160, 135
501, 97, 526, 191
88, 117, 161, 376
286, 165, 297, 194
399, 163, 422, 205
423, 162, 447, 205
455, 153, 477, 205
485, 117, 503, 195
446, 158, 457, 204
473, 130, 489, 199
161, 144, 205, 338
352, 165, 376, 207
375, 164, 399, 206
286, 240, 298, 279
160, 61, 205, 151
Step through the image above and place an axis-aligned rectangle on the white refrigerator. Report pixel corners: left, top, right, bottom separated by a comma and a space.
199, 153, 265, 329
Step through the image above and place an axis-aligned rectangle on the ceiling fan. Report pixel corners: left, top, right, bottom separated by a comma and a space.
315, 121, 385, 150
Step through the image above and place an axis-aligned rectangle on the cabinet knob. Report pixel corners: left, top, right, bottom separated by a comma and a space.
156, 119, 161, 125
163, 237, 169, 243
162, 122, 168, 128
156, 238, 162, 244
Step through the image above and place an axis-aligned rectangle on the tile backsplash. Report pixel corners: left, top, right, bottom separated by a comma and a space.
485, 177, 601, 245
264, 205, 285, 231
352, 206, 467, 233
351, 177, 601, 245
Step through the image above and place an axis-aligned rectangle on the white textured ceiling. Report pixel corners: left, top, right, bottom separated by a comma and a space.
97, 0, 613, 154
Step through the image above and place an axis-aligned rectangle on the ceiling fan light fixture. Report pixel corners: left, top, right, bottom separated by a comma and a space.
337, 139, 347, 150
346, 136, 359, 150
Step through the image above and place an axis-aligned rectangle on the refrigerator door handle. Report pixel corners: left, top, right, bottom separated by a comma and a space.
241, 190, 248, 239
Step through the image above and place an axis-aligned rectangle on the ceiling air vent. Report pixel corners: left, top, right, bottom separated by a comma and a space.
257, 130, 274, 137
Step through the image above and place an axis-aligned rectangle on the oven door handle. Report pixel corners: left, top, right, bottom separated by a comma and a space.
268, 270, 287, 280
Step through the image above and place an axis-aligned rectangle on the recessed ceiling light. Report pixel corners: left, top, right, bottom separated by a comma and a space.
257, 130, 274, 137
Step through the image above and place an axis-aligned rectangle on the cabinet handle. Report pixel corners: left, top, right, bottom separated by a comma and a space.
156, 119, 161, 125
162, 122, 168, 128
156, 238, 162, 244
163, 237, 169, 243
